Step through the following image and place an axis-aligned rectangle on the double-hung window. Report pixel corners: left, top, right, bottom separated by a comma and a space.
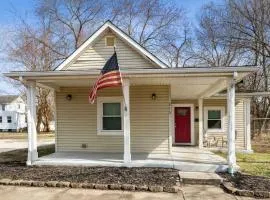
97, 97, 123, 135
204, 107, 225, 132
7, 116, 12, 123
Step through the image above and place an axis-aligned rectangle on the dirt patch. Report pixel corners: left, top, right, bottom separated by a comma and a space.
219, 172, 270, 192
0, 145, 55, 164
0, 165, 178, 187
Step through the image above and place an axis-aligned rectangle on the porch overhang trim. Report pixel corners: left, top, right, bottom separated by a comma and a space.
4, 66, 258, 81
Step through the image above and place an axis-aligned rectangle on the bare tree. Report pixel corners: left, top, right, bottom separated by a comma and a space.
37, 0, 105, 50
193, 3, 243, 67
108, 0, 185, 52
7, 14, 61, 132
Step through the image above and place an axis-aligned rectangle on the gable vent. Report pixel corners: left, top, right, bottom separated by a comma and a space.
105, 36, 115, 47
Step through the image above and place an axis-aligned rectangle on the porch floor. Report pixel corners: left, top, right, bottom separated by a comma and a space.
34, 147, 228, 172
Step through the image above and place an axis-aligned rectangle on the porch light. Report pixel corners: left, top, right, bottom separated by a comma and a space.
66, 94, 72, 101
151, 93, 157, 100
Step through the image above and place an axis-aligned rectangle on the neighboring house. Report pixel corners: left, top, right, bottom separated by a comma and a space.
0, 95, 27, 132
5, 21, 261, 172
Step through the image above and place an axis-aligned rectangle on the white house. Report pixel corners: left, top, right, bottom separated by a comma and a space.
0, 95, 27, 132
5, 21, 263, 173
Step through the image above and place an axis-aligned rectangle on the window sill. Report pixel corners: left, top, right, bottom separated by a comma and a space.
97, 130, 124, 136
206, 129, 225, 133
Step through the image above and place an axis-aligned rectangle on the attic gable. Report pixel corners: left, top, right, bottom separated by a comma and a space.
55, 21, 167, 71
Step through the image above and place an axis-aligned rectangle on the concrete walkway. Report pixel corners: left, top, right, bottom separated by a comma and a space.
0, 185, 261, 200
35, 147, 227, 172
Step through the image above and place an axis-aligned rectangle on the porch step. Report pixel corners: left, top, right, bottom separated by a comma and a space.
179, 172, 223, 186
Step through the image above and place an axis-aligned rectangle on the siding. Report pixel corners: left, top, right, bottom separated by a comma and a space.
64, 33, 156, 70
56, 85, 170, 154
171, 99, 245, 149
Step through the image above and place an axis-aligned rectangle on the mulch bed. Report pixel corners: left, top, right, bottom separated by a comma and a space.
219, 172, 270, 192
0, 163, 178, 188
219, 172, 270, 198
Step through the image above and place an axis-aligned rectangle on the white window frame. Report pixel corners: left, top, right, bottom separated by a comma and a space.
97, 97, 124, 135
105, 36, 116, 47
204, 106, 225, 133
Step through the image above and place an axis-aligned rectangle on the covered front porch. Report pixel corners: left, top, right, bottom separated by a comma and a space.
4, 67, 257, 173
34, 147, 227, 172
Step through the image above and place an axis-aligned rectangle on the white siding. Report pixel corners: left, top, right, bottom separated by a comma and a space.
64, 33, 156, 70
56, 85, 170, 154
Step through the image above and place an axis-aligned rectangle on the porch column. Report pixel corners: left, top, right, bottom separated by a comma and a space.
26, 81, 38, 165
123, 79, 131, 165
244, 98, 252, 152
227, 76, 236, 174
198, 98, 203, 148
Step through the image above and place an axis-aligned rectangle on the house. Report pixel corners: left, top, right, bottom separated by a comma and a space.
5, 21, 259, 172
0, 95, 27, 132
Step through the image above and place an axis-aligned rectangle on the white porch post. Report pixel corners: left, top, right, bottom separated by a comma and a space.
227, 76, 236, 174
26, 82, 38, 165
198, 98, 203, 148
123, 79, 131, 165
244, 98, 252, 152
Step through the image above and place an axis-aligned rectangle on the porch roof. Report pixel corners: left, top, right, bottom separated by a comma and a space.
4, 66, 258, 99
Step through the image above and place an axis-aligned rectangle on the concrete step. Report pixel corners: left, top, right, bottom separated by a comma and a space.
179, 172, 223, 186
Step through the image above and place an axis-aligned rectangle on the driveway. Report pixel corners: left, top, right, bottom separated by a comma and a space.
0, 185, 258, 200
0, 138, 54, 153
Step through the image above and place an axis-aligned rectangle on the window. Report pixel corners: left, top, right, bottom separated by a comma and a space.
7, 116, 12, 123
204, 107, 225, 132
105, 36, 115, 47
2, 104, 5, 111
97, 97, 123, 135
0, 116, 2, 123
18, 104, 20, 109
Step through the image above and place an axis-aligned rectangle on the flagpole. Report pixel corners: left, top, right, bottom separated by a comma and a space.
114, 46, 127, 111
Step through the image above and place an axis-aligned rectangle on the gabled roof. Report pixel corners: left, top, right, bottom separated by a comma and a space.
0, 95, 20, 104
55, 20, 168, 71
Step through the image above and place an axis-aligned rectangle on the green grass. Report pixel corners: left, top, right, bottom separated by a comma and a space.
214, 151, 270, 177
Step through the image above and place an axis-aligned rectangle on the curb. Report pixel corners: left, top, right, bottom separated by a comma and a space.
0, 178, 180, 193
221, 181, 270, 198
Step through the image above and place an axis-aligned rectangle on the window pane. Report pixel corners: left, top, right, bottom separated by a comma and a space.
103, 117, 121, 130
208, 110, 221, 119
103, 103, 121, 116
208, 120, 221, 129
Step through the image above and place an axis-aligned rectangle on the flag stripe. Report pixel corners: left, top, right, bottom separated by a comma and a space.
89, 69, 122, 103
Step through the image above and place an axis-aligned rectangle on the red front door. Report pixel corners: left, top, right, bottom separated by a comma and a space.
175, 107, 191, 143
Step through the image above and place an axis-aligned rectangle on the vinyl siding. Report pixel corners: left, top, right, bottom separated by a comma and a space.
64, 33, 156, 70
56, 85, 170, 154
171, 99, 245, 149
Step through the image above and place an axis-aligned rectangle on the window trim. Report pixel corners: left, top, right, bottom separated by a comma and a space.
97, 97, 124, 135
204, 106, 225, 133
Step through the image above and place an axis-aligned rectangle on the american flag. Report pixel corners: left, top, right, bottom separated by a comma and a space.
89, 52, 122, 104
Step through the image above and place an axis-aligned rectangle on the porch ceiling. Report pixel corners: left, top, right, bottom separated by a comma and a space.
35, 76, 227, 99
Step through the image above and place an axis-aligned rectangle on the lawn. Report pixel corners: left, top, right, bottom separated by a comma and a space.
214, 151, 270, 177
0, 132, 54, 140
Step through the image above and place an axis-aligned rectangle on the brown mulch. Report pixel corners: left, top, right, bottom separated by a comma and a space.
0, 163, 178, 187
0, 145, 178, 187
219, 172, 270, 192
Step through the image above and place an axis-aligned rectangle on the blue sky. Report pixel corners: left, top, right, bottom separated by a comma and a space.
0, 0, 223, 95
